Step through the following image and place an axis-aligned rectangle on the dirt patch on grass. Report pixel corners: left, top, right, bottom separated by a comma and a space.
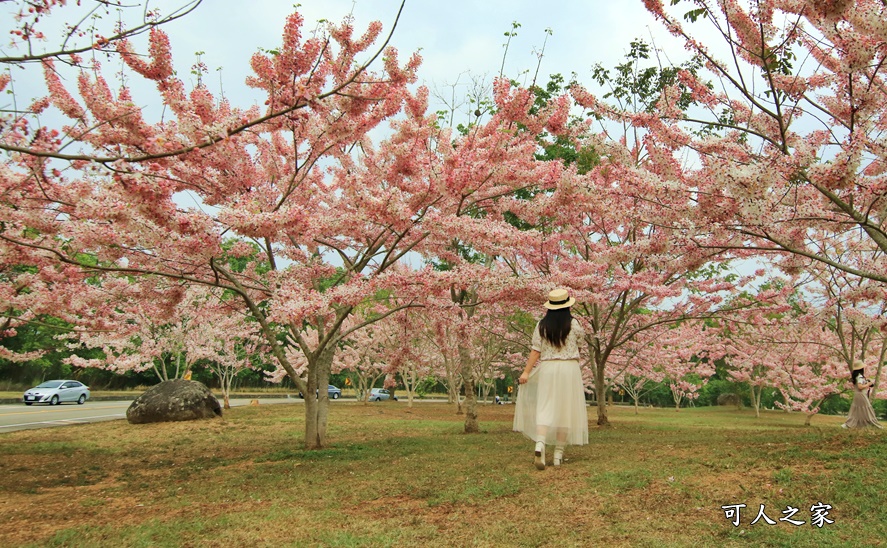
0, 403, 882, 546
2, 484, 144, 545
0, 416, 269, 545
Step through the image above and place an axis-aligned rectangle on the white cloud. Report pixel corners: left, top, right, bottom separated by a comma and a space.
0, 0, 703, 121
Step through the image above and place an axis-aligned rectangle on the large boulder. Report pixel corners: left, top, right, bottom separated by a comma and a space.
127, 379, 222, 424
717, 393, 741, 407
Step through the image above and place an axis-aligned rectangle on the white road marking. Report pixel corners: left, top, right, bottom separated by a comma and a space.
0, 413, 125, 429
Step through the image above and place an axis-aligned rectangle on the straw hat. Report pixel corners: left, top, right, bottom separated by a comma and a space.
852, 361, 866, 372
544, 288, 575, 310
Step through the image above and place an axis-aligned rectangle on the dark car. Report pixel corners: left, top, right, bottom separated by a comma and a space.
23, 380, 90, 405
299, 385, 342, 399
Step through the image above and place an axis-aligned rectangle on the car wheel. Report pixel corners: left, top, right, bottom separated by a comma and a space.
332, 393, 340, 399
24, 402, 33, 406
393, 397, 398, 401
77, 394, 86, 405
374, 397, 380, 402
50, 395, 59, 405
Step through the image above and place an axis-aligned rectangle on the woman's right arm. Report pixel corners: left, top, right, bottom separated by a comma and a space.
519, 350, 541, 384
854, 379, 872, 391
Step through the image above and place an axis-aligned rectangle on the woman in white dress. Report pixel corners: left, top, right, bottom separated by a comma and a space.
513, 288, 589, 470
842, 362, 882, 429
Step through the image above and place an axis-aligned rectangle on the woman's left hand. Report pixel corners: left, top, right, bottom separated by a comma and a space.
518, 372, 529, 385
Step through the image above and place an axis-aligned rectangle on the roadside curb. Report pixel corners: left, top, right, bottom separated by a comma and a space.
3, 394, 459, 405
2, 393, 296, 405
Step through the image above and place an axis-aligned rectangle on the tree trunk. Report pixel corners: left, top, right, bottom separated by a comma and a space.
304, 348, 335, 449
872, 355, 884, 398
405, 369, 415, 408
460, 344, 479, 433
633, 396, 639, 415
358, 375, 368, 404
751, 385, 761, 419
221, 371, 232, 410
594, 360, 609, 426
452, 377, 464, 415
304, 358, 319, 448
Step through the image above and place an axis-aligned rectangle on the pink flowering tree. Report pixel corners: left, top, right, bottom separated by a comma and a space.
573, 2, 887, 421
415, 308, 465, 408
651, 322, 721, 410
441, 47, 763, 427
613, 331, 670, 414
423, 302, 524, 405
735, 313, 844, 425
67, 279, 205, 380
502, 100, 750, 425
404, 288, 492, 418
0, 0, 204, 361
802, 258, 887, 405
0, 3, 428, 449
407, 290, 528, 412
336, 314, 397, 404
718, 284, 796, 418
719, 277, 870, 424
68, 280, 262, 409
0, 256, 105, 363
362, 78, 572, 432
384, 310, 433, 408
723, 320, 781, 419
335, 306, 430, 407
637, 0, 887, 285
716, 280, 830, 419
771, 355, 844, 427
3, 6, 586, 447
181, 296, 267, 410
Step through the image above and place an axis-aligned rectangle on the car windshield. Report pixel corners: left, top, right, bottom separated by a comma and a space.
35, 381, 64, 389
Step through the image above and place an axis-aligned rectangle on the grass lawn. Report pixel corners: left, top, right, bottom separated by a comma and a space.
0, 403, 884, 547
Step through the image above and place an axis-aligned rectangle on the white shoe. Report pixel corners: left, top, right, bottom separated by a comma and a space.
534, 441, 545, 470
553, 447, 564, 466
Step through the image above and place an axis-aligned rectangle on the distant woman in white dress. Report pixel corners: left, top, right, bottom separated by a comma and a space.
513, 288, 589, 470
843, 362, 882, 429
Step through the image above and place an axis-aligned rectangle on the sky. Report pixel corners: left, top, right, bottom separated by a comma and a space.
0, 0, 770, 277
0, 0, 698, 118
185, 0, 691, 93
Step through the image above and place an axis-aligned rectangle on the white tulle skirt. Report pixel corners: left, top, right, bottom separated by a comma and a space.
513, 359, 589, 446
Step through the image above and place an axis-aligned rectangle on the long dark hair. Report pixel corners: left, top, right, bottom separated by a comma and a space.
539, 308, 572, 348
851, 368, 865, 386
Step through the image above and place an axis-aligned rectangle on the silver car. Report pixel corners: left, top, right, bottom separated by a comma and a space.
298, 385, 343, 399
23, 380, 90, 405
369, 388, 397, 402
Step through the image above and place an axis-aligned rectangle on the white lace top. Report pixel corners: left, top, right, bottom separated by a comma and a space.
531, 318, 585, 361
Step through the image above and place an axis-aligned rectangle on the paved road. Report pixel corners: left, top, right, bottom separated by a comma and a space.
0, 396, 460, 434
0, 398, 302, 434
